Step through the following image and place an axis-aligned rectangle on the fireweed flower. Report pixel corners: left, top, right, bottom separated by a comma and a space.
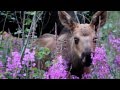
114, 55, 120, 66
91, 46, 107, 65
82, 73, 92, 79
114, 54, 120, 71
0, 61, 3, 69
44, 55, 68, 79
21, 48, 36, 78
6, 52, 22, 72
109, 34, 120, 76
6, 51, 22, 78
6, 48, 36, 78
71, 75, 79, 79
83, 46, 112, 79
92, 46, 112, 79
109, 34, 120, 52
22, 48, 35, 67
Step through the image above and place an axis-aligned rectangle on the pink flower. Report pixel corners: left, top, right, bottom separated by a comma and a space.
44, 55, 68, 79
83, 46, 112, 79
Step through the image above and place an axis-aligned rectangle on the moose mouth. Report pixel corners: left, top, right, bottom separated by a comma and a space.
81, 52, 92, 67
70, 53, 93, 79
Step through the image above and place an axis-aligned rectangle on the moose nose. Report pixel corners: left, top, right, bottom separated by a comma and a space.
84, 48, 91, 55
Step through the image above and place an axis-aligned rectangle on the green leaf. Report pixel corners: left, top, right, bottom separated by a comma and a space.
33, 73, 38, 77
32, 67, 38, 71
45, 60, 51, 67
103, 24, 108, 29
40, 70, 45, 74
44, 48, 50, 55
14, 30, 22, 35
39, 70, 45, 79
0, 47, 4, 51
24, 28, 30, 33
25, 19, 32, 25
25, 11, 35, 15
30, 12, 36, 15
109, 23, 113, 28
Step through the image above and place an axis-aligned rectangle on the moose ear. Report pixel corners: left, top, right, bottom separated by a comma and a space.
58, 11, 76, 30
90, 11, 107, 31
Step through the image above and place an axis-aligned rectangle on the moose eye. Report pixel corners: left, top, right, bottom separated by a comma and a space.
74, 37, 79, 44
93, 37, 97, 43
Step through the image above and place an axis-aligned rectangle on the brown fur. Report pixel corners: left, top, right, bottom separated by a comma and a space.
32, 33, 57, 51
32, 11, 107, 78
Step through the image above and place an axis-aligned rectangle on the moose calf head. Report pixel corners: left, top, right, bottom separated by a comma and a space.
58, 11, 107, 77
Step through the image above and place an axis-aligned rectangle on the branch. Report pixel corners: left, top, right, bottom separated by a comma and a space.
74, 11, 80, 23
22, 11, 25, 47
20, 11, 37, 61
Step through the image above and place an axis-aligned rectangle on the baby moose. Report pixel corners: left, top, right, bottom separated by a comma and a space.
32, 11, 107, 78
